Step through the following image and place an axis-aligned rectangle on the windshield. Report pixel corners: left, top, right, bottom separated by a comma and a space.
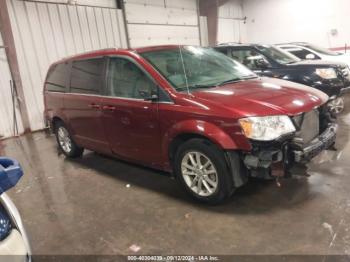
140, 46, 257, 92
256, 45, 301, 65
305, 44, 340, 56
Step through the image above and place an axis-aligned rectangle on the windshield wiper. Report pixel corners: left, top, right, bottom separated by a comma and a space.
176, 84, 216, 92
242, 75, 259, 79
217, 78, 242, 86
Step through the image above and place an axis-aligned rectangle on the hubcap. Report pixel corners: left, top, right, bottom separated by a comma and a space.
328, 97, 344, 114
57, 127, 72, 153
181, 151, 218, 197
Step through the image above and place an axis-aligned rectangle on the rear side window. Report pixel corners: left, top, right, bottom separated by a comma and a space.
46, 63, 69, 92
70, 58, 105, 95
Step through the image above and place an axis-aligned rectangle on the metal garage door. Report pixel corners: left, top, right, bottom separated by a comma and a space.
217, 0, 246, 44
124, 0, 201, 47
6, 0, 128, 132
0, 32, 24, 139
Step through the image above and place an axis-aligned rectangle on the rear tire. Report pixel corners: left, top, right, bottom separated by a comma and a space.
174, 138, 235, 204
55, 121, 84, 158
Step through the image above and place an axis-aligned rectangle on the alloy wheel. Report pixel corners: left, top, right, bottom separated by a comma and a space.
181, 151, 218, 197
328, 97, 344, 114
57, 126, 72, 153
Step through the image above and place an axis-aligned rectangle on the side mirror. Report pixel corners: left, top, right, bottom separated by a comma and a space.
138, 90, 158, 102
305, 53, 316, 60
255, 58, 269, 69
144, 94, 159, 102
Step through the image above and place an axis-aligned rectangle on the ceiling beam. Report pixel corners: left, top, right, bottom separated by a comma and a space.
199, 0, 230, 46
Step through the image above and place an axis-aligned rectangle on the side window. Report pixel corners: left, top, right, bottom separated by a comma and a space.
215, 48, 229, 56
70, 58, 105, 94
229, 49, 270, 70
107, 58, 157, 99
288, 48, 320, 60
46, 63, 69, 92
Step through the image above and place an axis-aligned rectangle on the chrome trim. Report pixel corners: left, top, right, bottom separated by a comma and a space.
0, 193, 31, 260
46, 91, 175, 104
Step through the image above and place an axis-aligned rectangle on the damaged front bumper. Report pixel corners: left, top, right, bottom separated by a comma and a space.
294, 123, 337, 163
241, 123, 337, 180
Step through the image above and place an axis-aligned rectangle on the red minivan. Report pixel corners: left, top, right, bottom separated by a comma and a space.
44, 45, 337, 204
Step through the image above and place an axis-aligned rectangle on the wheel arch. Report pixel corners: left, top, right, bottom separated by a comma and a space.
165, 120, 238, 165
51, 116, 64, 132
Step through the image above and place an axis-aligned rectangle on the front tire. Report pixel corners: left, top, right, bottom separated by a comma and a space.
174, 139, 235, 204
55, 121, 84, 158
328, 97, 344, 114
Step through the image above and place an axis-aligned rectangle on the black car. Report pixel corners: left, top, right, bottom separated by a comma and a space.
214, 43, 350, 114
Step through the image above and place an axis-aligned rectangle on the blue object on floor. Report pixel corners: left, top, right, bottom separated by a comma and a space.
0, 157, 23, 194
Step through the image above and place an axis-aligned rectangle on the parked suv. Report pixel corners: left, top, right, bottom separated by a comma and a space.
214, 43, 350, 114
44, 46, 337, 204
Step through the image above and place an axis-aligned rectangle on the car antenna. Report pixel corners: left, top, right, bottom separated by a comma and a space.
179, 45, 190, 95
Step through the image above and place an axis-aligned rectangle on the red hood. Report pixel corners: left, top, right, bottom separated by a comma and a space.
191, 77, 328, 117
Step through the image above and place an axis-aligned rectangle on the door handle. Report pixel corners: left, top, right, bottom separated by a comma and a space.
102, 105, 116, 112
88, 103, 101, 109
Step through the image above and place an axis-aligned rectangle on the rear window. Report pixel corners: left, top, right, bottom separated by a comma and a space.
70, 58, 105, 95
46, 63, 69, 92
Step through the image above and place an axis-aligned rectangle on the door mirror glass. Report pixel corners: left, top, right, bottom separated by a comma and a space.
305, 53, 316, 60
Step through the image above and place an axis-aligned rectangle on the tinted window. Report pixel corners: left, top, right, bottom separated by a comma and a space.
107, 58, 157, 99
46, 63, 69, 92
229, 49, 270, 70
70, 58, 105, 94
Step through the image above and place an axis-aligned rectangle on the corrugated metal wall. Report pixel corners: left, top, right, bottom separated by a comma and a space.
217, 0, 246, 44
0, 33, 24, 138
6, 0, 128, 132
124, 0, 201, 47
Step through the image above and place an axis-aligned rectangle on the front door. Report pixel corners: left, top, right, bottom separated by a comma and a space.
100, 57, 162, 166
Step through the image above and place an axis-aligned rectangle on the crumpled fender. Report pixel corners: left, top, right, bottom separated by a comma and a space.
162, 119, 239, 155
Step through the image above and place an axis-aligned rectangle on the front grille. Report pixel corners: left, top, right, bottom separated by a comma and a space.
293, 109, 320, 145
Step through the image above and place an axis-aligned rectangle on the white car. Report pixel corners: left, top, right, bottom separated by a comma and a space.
277, 42, 350, 68
0, 158, 31, 262
0, 193, 31, 262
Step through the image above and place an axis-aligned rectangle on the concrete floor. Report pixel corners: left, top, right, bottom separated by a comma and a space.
1, 99, 350, 257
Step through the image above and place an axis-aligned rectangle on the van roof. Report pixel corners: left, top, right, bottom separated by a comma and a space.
50, 45, 186, 66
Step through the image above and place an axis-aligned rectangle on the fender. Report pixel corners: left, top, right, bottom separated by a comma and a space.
162, 119, 239, 157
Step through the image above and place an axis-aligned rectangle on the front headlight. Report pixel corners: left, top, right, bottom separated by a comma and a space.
315, 68, 337, 79
239, 115, 296, 141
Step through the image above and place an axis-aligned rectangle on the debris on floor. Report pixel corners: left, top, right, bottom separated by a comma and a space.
126, 184, 131, 188
322, 222, 334, 237
129, 244, 141, 253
